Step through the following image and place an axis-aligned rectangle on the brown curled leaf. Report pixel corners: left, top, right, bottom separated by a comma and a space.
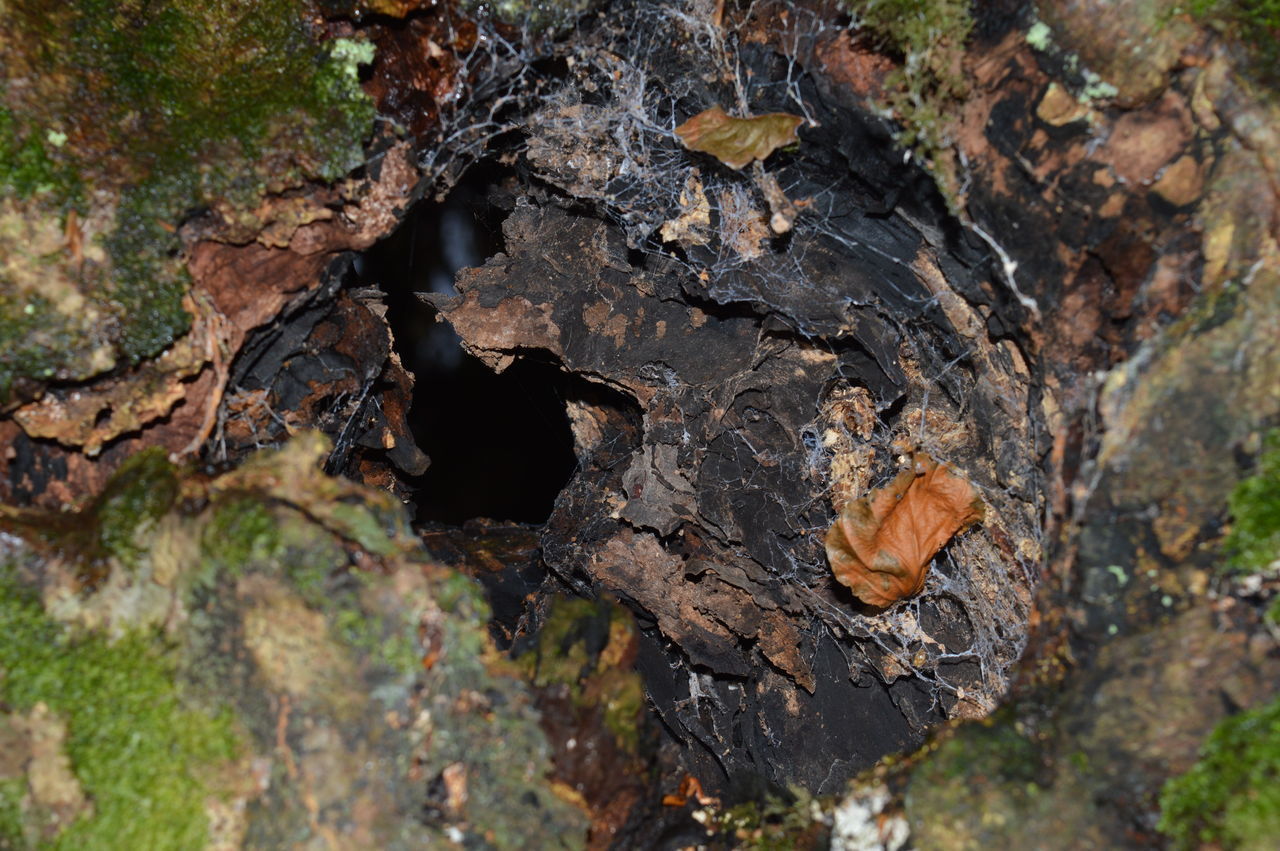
674, 106, 803, 169
825, 451, 984, 608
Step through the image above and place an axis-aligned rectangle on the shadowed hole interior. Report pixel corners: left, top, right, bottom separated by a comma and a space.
362, 168, 577, 525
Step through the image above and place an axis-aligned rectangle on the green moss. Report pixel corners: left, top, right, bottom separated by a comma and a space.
1223, 430, 1280, 574
842, 0, 974, 204
92, 448, 180, 566
904, 715, 1048, 843
0, 107, 79, 201
435, 570, 493, 668
4, 1, 377, 191
272, 511, 348, 605
694, 787, 826, 850
1183, 0, 1280, 81
97, 195, 192, 365
518, 597, 601, 690
0, 779, 24, 848
332, 605, 422, 677
921, 717, 1041, 786
850, 0, 974, 76
321, 501, 399, 556
0, 0, 377, 392
513, 597, 647, 755
1158, 695, 1280, 849
0, 293, 74, 403
0, 573, 241, 850
200, 495, 419, 677
3, 435, 590, 847
199, 496, 283, 580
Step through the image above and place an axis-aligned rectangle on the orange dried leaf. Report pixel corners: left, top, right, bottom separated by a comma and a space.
825, 452, 984, 608
674, 106, 803, 169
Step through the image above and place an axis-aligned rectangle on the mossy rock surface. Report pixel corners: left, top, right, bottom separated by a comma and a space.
1158, 694, 1280, 850
0, 433, 588, 849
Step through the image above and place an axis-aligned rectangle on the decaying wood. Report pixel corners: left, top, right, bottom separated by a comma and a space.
4, 0, 1280, 843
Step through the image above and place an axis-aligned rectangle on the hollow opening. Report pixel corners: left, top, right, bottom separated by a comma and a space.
361, 167, 578, 526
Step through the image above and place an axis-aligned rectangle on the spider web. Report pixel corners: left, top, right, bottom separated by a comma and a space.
419, 0, 1043, 722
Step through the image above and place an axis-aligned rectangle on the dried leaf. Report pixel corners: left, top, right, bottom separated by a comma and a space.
674, 106, 803, 170
825, 452, 984, 608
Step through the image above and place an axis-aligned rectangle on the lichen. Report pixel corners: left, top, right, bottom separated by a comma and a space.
1025, 20, 1053, 51
1158, 694, 1280, 850
1022, 17, 1120, 104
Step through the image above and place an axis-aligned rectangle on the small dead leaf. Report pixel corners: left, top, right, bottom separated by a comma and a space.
662, 774, 718, 808
675, 106, 803, 170
825, 451, 984, 608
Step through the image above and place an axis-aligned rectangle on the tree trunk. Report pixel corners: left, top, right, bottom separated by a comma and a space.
2, 0, 1279, 847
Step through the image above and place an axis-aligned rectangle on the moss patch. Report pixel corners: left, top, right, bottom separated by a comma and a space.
903, 714, 1072, 847
515, 597, 646, 754
1158, 695, 1280, 850
842, 0, 974, 203
2, 434, 590, 847
199, 496, 282, 579
0, 573, 241, 850
0, 107, 79, 201
0, 1, 376, 401
1185, 0, 1280, 82
91, 448, 181, 567
1224, 430, 1280, 575
694, 787, 829, 849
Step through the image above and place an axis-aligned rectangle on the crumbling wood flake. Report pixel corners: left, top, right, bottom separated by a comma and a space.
826, 451, 985, 608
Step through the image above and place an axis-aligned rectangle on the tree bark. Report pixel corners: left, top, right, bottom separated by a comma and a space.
2, 0, 1279, 847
